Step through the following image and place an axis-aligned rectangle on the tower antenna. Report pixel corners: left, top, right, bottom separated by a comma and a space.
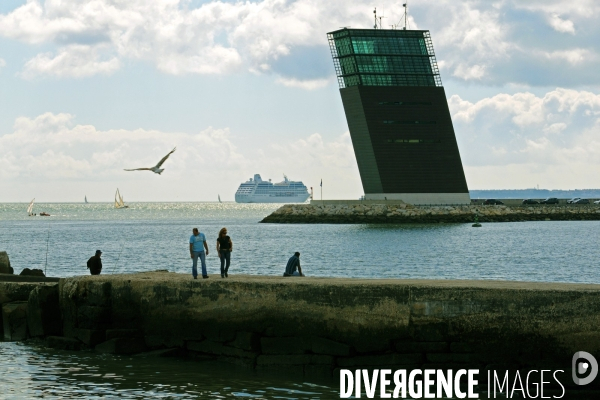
373, 7, 378, 29
396, 1, 409, 30
373, 7, 386, 30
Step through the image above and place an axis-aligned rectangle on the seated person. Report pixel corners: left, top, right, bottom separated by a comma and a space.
283, 252, 304, 277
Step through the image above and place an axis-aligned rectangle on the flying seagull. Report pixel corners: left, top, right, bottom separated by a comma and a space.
124, 147, 176, 175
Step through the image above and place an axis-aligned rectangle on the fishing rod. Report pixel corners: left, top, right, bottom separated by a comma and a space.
44, 223, 50, 276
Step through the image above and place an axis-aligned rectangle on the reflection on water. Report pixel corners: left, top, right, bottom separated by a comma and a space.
0, 342, 340, 399
1, 202, 600, 283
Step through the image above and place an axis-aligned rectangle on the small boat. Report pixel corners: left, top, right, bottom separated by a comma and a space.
114, 188, 129, 209
27, 198, 36, 216
218, 194, 222, 203
85, 195, 88, 204
40, 212, 50, 217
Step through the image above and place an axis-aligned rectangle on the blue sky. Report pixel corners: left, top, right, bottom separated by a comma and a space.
1, 0, 599, 201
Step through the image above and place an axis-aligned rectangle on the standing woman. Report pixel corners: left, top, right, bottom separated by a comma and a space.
217, 227, 233, 278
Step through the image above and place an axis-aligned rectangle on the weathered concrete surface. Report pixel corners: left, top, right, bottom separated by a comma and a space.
58, 271, 600, 380
261, 203, 600, 223
3, 301, 28, 341
1, 282, 60, 336
27, 284, 61, 337
0, 274, 60, 283
46, 336, 82, 350
0, 251, 13, 274
0, 282, 54, 304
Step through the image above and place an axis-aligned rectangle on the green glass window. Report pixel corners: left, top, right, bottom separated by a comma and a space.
328, 29, 442, 88
383, 120, 436, 124
386, 139, 441, 144
378, 102, 432, 106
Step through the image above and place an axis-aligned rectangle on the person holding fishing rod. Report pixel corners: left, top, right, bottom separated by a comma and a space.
87, 250, 103, 275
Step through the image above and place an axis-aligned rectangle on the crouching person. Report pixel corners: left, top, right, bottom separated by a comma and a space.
283, 252, 304, 277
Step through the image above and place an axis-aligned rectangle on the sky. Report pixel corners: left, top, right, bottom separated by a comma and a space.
1, 0, 599, 202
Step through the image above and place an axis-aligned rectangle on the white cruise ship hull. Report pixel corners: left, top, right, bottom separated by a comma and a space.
235, 193, 310, 203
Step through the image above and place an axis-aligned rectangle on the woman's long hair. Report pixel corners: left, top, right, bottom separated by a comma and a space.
218, 227, 227, 238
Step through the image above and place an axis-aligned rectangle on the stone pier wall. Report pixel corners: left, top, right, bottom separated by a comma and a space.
261, 203, 600, 223
3, 271, 600, 392
46, 272, 600, 389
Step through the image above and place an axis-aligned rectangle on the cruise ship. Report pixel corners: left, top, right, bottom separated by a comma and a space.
235, 174, 310, 203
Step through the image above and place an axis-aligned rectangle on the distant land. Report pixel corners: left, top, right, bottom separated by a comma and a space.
469, 189, 600, 199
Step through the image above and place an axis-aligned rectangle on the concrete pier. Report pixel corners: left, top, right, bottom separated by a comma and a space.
261, 203, 600, 223
3, 271, 600, 393
56, 273, 600, 383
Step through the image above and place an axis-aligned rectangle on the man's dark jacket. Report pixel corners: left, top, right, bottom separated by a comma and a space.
87, 256, 102, 275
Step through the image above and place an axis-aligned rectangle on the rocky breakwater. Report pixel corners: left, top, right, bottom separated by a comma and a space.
0, 251, 14, 274
51, 271, 600, 391
1, 281, 61, 341
1, 252, 63, 341
261, 203, 600, 223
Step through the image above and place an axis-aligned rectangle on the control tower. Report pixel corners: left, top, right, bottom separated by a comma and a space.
327, 27, 470, 204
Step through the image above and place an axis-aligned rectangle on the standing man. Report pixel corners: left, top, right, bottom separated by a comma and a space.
189, 227, 209, 279
283, 252, 304, 277
87, 250, 103, 275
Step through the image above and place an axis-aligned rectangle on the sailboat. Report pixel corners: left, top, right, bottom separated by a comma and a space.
85, 195, 88, 204
114, 189, 129, 209
218, 194, 222, 203
27, 198, 35, 216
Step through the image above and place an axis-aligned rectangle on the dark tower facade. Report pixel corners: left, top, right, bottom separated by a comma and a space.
327, 28, 470, 204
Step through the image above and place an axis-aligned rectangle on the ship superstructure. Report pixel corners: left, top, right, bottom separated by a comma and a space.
235, 174, 310, 203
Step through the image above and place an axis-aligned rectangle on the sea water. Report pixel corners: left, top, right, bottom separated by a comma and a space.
0, 341, 340, 399
2, 202, 600, 399
1, 202, 599, 283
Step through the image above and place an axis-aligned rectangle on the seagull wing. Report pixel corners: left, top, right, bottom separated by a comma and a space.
154, 147, 176, 168
124, 168, 152, 171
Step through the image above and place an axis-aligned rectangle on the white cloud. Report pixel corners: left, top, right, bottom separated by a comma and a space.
0, 112, 245, 181
450, 89, 600, 187
452, 64, 486, 80
275, 77, 331, 90
1, 1, 600, 86
20, 45, 120, 79
548, 14, 575, 34
542, 49, 591, 65
543, 122, 567, 134
514, 0, 600, 20
0, 58, 5, 72
418, 0, 600, 86
452, 88, 600, 189
0, 0, 352, 80
0, 112, 361, 201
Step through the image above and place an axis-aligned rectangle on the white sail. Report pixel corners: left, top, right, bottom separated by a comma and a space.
115, 189, 128, 208
218, 194, 222, 203
85, 195, 88, 203
27, 198, 35, 215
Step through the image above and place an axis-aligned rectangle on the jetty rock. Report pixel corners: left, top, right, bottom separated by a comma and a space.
20, 268, 46, 277
47, 272, 600, 383
0, 251, 13, 274
261, 203, 600, 224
